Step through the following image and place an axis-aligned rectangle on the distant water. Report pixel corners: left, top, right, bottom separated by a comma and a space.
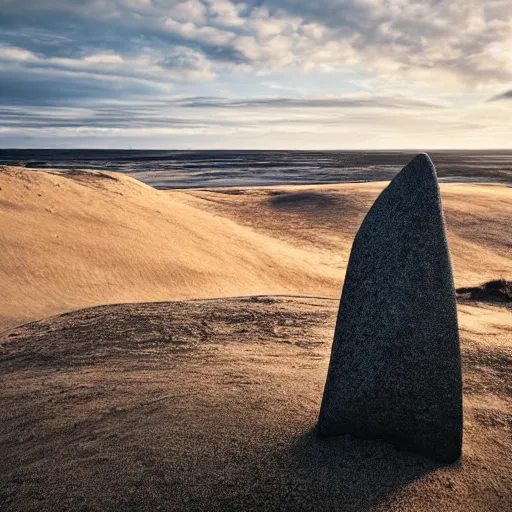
0, 149, 510, 189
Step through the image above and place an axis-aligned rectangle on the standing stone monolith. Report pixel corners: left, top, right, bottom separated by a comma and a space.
317, 153, 462, 463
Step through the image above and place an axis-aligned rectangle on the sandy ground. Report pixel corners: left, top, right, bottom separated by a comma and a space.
0, 297, 510, 511
0, 166, 338, 329
174, 182, 512, 288
0, 165, 511, 510
1, 166, 510, 329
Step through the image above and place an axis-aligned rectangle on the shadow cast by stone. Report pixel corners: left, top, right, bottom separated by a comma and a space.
456, 279, 512, 303
208, 430, 442, 511
288, 430, 441, 509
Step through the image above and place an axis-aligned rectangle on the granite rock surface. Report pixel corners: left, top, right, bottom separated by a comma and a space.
317, 153, 463, 463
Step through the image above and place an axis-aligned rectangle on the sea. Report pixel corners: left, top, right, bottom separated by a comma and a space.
0, 149, 510, 189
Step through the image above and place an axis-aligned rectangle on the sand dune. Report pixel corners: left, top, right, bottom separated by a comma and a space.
178, 182, 512, 287
1, 297, 510, 511
1, 166, 510, 329
1, 165, 511, 511
0, 166, 337, 329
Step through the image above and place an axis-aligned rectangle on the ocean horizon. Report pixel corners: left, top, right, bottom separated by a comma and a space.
1, 149, 510, 189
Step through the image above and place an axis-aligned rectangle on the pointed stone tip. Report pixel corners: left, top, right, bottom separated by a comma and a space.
405, 153, 436, 174
410, 152, 434, 168
393, 152, 438, 188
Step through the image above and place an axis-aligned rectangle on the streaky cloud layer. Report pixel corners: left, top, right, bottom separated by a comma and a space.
0, 0, 511, 148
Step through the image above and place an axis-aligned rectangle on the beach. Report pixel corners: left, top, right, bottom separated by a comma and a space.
0, 164, 511, 511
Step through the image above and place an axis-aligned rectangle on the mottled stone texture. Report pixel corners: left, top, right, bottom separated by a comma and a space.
317, 154, 462, 463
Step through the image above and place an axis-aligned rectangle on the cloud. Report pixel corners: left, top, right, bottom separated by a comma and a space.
176, 95, 442, 109
0, 92, 442, 131
0, 42, 215, 107
263, 1, 512, 83
1, 1, 510, 85
0, 105, 213, 129
0, 65, 164, 107
488, 90, 512, 101
1, 100, 504, 150
1, 0, 511, 147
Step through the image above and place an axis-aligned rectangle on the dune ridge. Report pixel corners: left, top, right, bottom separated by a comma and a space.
0, 166, 338, 329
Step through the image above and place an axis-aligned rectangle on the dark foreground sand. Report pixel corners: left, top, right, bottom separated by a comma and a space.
1, 297, 510, 511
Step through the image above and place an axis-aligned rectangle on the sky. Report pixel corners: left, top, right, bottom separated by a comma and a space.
0, 0, 511, 149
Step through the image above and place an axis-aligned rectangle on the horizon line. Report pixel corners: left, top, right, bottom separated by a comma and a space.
1, 147, 511, 152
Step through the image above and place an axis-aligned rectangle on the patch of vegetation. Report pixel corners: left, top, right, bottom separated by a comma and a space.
456, 279, 512, 303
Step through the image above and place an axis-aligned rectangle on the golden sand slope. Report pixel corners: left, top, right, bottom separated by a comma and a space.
0, 166, 337, 328
177, 182, 512, 288
1, 166, 511, 329
1, 167, 510, 511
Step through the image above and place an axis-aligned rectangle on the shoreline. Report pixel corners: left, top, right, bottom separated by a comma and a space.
1, 149, 510, 189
